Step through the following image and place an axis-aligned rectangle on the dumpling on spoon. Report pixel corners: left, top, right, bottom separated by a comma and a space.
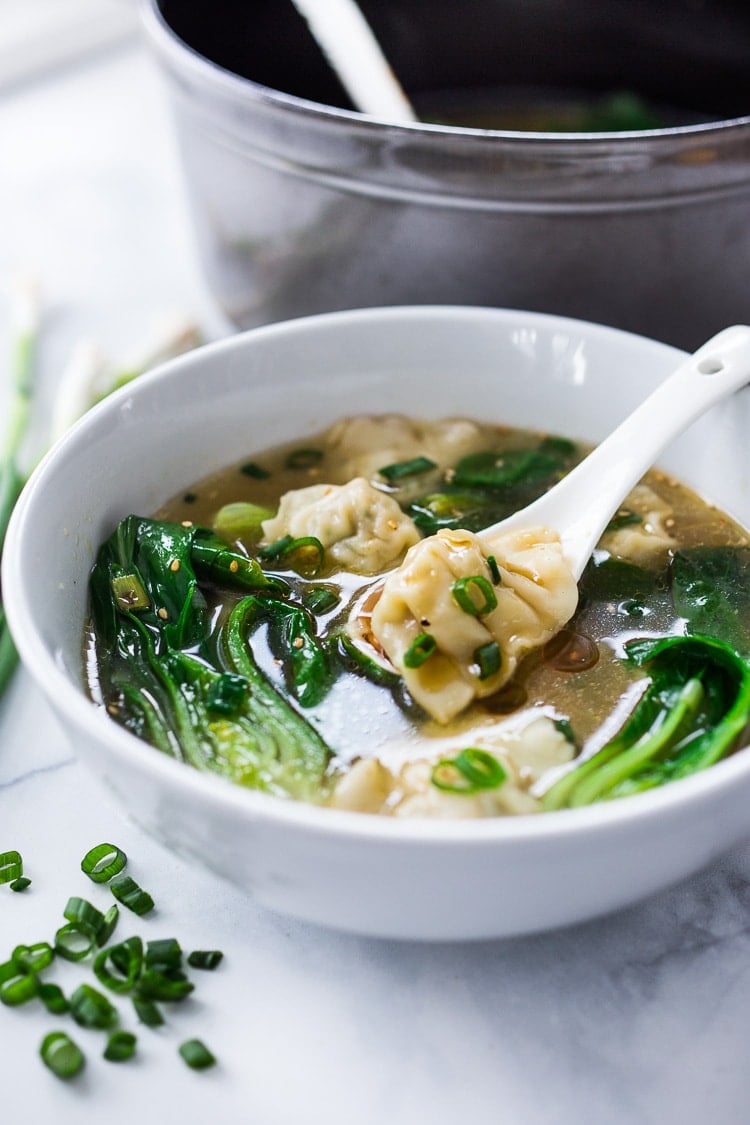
369, 526, 578, 723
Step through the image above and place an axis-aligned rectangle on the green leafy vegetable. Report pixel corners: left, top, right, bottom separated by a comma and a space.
408, 436, 580, 535
89, 516, 331, 801
671, 547, 750, 656
236, 595, 333, 707
542, 635, 750, 809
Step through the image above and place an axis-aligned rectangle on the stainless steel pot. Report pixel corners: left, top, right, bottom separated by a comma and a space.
142, 0, 750, 348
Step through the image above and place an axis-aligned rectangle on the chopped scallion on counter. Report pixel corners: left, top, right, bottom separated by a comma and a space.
81, 842, 128, 884
103, 1030, 137, 1063
54, 922, 97, 962
179, 1038, 216, 1070
69, 982, 118, 1030
187, 950, 224, 970
110, 873, 155, 916
0, 849, 23, 884
40, 1031, 85, 1079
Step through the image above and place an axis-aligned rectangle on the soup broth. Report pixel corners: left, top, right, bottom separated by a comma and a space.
86, 415, 750, 818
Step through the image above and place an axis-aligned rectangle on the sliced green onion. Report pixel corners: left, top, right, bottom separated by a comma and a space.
284, 447, 323, 471
335, 633, 401, 687
9, 876, 31, 891
39, 982, 69, 1015
103, 1030, 137, 1063
81, 842, 128, 884
187, 950, 224, 970
110, 873, 155, 916
451, 575, 498, 616
404, 632, 437, 669
240, 460, 271, 479
64, 895, 107, 937
487, 555, 501, 584
98, 904, 120, 945
54, 922, 97, 962
205, 672, 249, 717
302, 585, 340, 615
474, 640, 501, 680
12, 941, 54, 974
259, 535, 326, 576
431, 748, 506, 795
213, 501, 274, 542
377, 455, 437, 482
136, 968, 194, 1003
69, 983, 118, 1029
132, 995, 164, 1027
179, 1039, 216, 1070
111, 572, 150, 612
40, 1031, 85, 1079
0, 849, 23, 884
144, 938, 182, 971
94, 936, 143, 994
0, 958, 38, 1006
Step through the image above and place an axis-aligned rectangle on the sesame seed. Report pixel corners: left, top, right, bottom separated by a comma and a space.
158, 607, 169, 620
229, 560, 239, 573
181, 520, 193, 528
170, 559, 181, 572
292, 636, 304, 649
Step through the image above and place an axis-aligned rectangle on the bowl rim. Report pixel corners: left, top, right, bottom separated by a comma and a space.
140, 0, 750, 144
5, 302, 750, 847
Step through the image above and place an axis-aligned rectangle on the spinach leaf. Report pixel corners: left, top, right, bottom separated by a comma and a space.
671, 547, 750, 656
541, 635, 750, 809
408, 437, 580, 535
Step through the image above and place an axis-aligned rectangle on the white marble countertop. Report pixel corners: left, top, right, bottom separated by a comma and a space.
2, 29, 750, 1125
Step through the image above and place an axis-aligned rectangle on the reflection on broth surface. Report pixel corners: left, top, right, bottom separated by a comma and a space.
85, 415, 750, 818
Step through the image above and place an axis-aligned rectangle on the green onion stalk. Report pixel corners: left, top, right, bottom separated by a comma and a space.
0, 301, 201, 703
0, 280, 38, 698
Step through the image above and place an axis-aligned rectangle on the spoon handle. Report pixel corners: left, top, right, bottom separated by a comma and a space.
480, 324, 750, 579
290, 0, 417, 122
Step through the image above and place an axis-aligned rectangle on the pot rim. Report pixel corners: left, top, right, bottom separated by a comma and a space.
141, 0, 750, 146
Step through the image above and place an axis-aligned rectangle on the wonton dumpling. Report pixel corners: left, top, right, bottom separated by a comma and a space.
324, 414, 485, 483
369, 526, 578, 723
328, 715, 574, 818
261, 477, 420, 575
599, 483, 677, 562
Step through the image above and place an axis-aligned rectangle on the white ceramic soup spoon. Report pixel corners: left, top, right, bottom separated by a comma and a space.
477, 324, 750, 579
289, 0, 417, 122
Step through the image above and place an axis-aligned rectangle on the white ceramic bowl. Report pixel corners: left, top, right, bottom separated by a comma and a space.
4, 306, 750, 940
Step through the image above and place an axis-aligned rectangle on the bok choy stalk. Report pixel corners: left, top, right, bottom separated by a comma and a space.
541, 635, 750, 809
0, 281, 38, 698
89, 516, 331, 800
